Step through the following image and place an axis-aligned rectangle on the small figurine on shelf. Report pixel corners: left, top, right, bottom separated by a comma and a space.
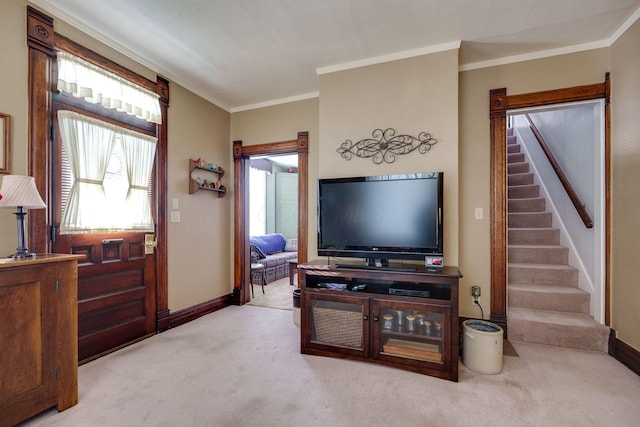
207, 163, 217, 171
193, 157, 201, 165
214, 180, 222, 189
196, 177, 203, 187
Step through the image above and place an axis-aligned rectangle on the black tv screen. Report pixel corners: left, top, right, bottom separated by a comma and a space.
317, 172, 443, 263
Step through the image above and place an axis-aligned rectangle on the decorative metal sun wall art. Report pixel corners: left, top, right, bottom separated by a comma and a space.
336, 128, 438, 164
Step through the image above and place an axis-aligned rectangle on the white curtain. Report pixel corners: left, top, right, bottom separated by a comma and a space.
57, 51, 162, 124
58, 110, 157, 233
121, 131, 157, 230
58, 110, 117, 233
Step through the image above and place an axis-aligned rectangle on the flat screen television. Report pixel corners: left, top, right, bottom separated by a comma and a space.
317, 172, 443, 269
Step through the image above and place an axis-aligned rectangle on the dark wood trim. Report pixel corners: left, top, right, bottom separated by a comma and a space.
296, 132, 309, 264
613, 340, 640, 376
168, 294, 233, 329
155, 76, 170, 332
240, 139, 301, 157
27, 6, 55, 255
232, 141, 245, 305
489, 88, 508, 336
524, 114, 593, 228
52, 92, 157, 134
609, 329, 640, 376
26, 6, 54, 55
604, 73, 611, 326
233, 135, 309, 304
506, 83, 608, 111
489, 79, 611, 335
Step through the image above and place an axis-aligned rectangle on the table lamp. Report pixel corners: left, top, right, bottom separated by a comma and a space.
0, 175, 46, 259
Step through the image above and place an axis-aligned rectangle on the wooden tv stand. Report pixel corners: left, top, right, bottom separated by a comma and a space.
299, 260, 461, 381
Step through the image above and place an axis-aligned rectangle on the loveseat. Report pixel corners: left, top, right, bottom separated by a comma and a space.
250, 233, 297, 285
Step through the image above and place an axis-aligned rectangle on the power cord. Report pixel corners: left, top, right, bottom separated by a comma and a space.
474, 299, 485, 320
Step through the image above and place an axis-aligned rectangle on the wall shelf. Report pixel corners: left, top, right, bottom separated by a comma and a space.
188, 159, 226, 197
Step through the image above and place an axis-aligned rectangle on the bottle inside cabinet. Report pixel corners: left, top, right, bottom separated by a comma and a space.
378, 307, 444, 363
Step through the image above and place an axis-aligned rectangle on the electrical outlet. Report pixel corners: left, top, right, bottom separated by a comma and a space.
471, 285, 481, 299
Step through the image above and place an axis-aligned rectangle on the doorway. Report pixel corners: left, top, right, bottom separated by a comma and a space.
508, 101, 606, 322
233, 133, 309, 305
246, 153, 299, 309
488, 76, 610, 334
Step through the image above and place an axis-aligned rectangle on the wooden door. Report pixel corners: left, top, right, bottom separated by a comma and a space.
51, 105, 158, 362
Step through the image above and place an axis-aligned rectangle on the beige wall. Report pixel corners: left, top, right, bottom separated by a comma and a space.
458, 49, 610, 318
0, 3, 29, 256
319, 49, 460, 270
610, 18, 640, 350
167, 85, 231, 311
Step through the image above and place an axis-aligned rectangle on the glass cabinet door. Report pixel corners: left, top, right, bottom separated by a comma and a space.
372, 299, 449, 367
304, 293, 369, 357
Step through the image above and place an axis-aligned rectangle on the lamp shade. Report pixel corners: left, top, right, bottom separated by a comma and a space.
0, 175, 46, 209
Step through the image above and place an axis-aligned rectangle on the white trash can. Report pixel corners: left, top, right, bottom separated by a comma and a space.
462, 319, 503, 374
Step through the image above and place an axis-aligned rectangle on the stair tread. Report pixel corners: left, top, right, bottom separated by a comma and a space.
508, 283, 587, 295
508, 244, 565, 249
509, 211, 549, 215
509, 227, 557, 231
509, 307, 604, 327
508, 196, 544, 201
509, 262, 577, 270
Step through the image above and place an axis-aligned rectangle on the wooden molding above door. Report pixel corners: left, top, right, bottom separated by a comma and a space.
489, 75, 611, 335
233, 132, 309, 305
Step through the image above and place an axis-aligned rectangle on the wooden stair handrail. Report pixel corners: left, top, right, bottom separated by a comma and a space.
524, 114, 593, 228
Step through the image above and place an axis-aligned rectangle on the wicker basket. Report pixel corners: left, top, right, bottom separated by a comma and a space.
312, 306, 362, 349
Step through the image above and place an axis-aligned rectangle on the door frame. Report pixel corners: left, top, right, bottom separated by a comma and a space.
233, 132, 309, 305
26, 7, 171, 331
488, 75, 611, 335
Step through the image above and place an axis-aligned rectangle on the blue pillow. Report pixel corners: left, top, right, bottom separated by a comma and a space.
250, 233, 286, 255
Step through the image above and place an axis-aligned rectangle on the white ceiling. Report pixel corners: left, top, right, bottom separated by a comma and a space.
31, 0, 640, 112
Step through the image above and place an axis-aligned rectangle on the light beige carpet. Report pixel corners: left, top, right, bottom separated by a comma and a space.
22, 305, 640, 427
247, 275, 296, 311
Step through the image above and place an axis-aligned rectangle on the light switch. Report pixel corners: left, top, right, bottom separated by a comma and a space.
171, 211, 181, 223
172, 198, 179, 210
475, 208, 483, 220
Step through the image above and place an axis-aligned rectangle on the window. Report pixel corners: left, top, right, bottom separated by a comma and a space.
57, 51, 161, 124
58, 110, 157, 234
249, 166, 267, 236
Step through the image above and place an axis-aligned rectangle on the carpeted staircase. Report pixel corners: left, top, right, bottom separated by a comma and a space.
506, 128, 609, 352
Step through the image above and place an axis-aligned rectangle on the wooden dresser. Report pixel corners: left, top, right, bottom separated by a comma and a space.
0, 254, 83, 426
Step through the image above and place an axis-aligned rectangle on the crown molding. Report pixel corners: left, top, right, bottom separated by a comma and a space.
316, 41, 462, 75
230, 92, 319, 113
